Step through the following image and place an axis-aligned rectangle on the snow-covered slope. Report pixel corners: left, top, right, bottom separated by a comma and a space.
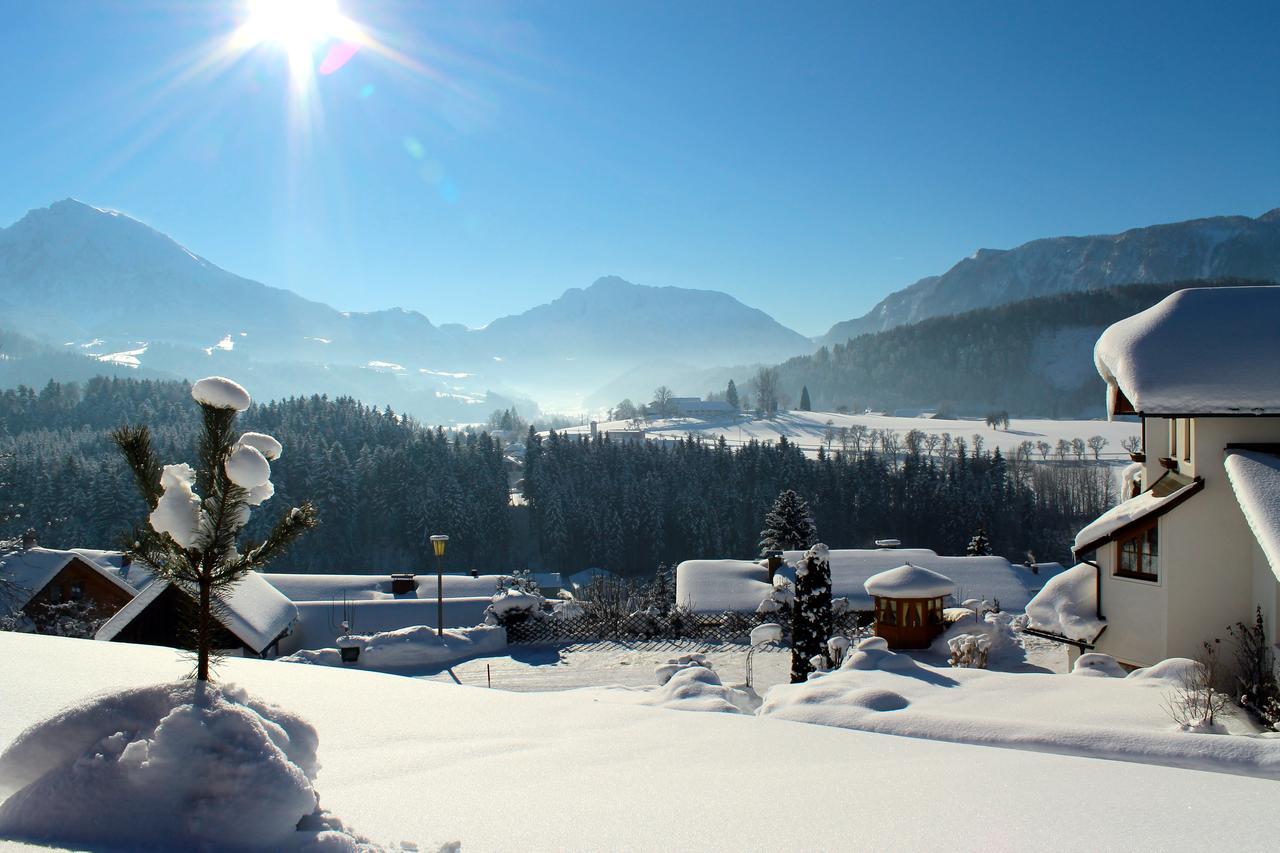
821, 208, 1280, 342
5, 632, 1280, 851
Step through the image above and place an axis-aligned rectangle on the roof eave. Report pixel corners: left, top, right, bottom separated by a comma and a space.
1073, 476, 1204, 559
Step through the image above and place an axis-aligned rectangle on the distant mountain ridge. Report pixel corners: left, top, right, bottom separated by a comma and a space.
820, 209, 1280, 344
0, 200, 813, 416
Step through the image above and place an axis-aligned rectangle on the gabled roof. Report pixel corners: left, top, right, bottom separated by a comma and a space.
1224, 449, 1280, 581
95, 571, 297, 654
1073, 471, 1204, 557
0, 547, 141, 610
1094, 286, 1280, 418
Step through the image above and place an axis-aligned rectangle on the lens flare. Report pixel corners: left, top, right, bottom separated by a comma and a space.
234, 0, 363, 81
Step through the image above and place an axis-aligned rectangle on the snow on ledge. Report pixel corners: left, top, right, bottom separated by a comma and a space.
1073, 474, 1200, 554
1224, 449, 1280, 578
1025, 563, 1106, 643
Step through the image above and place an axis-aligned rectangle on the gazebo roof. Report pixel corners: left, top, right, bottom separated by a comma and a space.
864, 563, 955, 599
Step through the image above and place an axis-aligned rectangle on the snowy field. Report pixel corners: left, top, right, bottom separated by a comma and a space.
6, 632, 1280, 852
553, 409, 1140, 460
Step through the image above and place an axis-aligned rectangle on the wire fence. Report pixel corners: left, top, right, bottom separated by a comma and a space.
505, 607, 870, 646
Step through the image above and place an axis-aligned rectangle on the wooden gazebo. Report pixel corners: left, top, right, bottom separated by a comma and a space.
864, 563, 955, 649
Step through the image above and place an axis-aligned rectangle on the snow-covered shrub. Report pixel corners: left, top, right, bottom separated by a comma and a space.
550, 598, 585, 620
646, 662, 751, 714
750, 622, 783, 646
756, 572, 794, 615
947, 633, 990, 669
655, 653, 712, 686
1227, 607, 1280, 729
484, 575, 546, 626
827, 635, 853, 668
791, 543, 833, 683
1163, 641, 1231, 731
1071, 653, 1128, 678
26, 599, 109, 639
0, 682, 363, 850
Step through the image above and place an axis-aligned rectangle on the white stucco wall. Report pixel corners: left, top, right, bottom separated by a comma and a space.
1087, 416, 1280, 667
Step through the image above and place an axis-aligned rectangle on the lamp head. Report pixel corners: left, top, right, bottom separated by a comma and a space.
430, 534, 449, 557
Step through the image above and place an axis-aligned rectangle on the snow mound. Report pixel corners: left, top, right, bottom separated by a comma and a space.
237, 431, 283, 461
655, 653, 712, 686
645, 664, 750, 714
1024, 563, 1106, 642
150, 462, 203, 549
1071, 653, 1128, 678
864, 563, 955, 599
191, 376, 251, 412
931, 609, 1024, 668
1126, 658, 1200, 683
750, 623, 783, 646
226, 443, 272, 489
843, 688, 910, 712
0, 682, 363, 851
283, 625, 506, 673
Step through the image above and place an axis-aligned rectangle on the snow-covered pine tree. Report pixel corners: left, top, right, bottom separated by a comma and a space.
966, 523, 992, 556
758, 489, 817, 555
799, 385, 812, 411
113, 376, 317, 682
790, 543, 833, 683
648, 563, 675, 615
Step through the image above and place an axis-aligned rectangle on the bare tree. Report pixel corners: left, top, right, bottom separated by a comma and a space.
750, 367, 781, 416
1086, 435, 1109, 461
924, 433, 941, 459
652, 386, 676, 418
971, 433, 984, 456
940, 432, 953, 459
1054, 439, 1070, 461
904, 429, 926, 458
1036, 440, 1051, 461
1164, 641, 1230, 729
1071, 437, 1087, 462
881, 430, 902, 466
1121, 435, 1142, 456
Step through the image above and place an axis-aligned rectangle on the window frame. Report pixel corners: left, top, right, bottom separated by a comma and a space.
1114, 518, 1159, 582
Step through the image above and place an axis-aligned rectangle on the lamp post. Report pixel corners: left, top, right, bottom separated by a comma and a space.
430, 534, 449, 636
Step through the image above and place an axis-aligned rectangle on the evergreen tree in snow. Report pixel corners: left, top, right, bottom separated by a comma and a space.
725, 379, 740, 411
790, 543, 833, 683
799, 385, 812, 411
114, 377, 317, 682
966, 522, 992, 556
647, 563, 676, 615
758, 489, 817, 555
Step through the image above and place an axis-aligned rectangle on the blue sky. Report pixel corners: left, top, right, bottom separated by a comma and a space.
2, 1, 1277, 336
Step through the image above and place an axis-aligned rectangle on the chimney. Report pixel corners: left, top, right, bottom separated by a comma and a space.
764, 550, 784, 580
120, 553, 133, 578
390, 573, 417, 595
21, 528, 37, 551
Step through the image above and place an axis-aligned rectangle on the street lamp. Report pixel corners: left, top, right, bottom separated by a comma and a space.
430, 534, 449, 636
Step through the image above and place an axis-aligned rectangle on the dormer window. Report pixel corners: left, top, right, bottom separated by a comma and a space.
1116, 520, 1158, 582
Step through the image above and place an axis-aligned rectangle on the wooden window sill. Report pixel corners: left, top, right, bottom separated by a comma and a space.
1114, 570, 1158, 583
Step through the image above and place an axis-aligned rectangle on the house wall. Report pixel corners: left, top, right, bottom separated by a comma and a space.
1094, 416, 1280, 666
1248, 538, 1280, 647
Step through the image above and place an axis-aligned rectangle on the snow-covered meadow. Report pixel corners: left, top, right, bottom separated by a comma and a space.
5, 631, 1280, 852
554, 409, 1140, 460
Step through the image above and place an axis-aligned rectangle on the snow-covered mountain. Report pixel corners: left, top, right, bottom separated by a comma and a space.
0, 200, 813, 416
820, 209, 1280, 344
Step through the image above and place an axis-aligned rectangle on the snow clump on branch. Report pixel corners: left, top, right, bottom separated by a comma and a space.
191, 376, 251, 412
149, 463, 203, 549
236, 431, 283, 461
225, 444, 271, 489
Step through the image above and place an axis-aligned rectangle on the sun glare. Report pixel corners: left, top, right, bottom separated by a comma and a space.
235, 0, 360, 79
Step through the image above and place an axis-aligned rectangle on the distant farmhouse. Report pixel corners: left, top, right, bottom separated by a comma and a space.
1027, 287, 1280, 668
670, 397, 736, 419
0, 535, 144, 630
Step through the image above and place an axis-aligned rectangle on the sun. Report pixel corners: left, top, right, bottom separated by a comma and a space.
235, 0, 357, 77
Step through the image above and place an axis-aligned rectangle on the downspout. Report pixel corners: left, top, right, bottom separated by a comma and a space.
1082, 557, 1103, 623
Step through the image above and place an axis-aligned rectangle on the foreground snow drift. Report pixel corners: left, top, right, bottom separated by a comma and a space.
281, 624, 505, 673
761, 638, 1280, 778
0, 681, 364, 851
6, 633, 1280, 852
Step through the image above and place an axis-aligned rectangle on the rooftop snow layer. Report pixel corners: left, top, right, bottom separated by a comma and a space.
1094, 287, 1280, 416
1225, 450, 1280, 579
0, 547, 141, 609
1025, 563, 1107, 643
864, 563, 955, 598
260, 572, 502, 602
677, 549, 1062, 613
96, 572, 297, 654
1073, 474, 1201, 554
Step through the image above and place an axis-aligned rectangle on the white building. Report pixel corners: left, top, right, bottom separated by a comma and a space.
671, 397, 736, 419
1026, 287, 1280, 667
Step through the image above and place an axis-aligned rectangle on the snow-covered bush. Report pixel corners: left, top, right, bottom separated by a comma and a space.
647, 661, 752, 714
756, 571, 794, 616
1227, 607, 1280, 729
655, 653, 712, 686
484, 576, 546, 626
0, 682, 363, 850
932, 608, 1022, 669
1163, 641, 1231, 731
750, 622, 783, 646
26, 599, 109, 639
792, 543, 833, 682
1071, 653, 1128, 678
947, 634, 990, 669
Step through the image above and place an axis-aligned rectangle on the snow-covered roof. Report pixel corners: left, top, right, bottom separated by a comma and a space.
260, 572, 500, 602
1073, 472, 1203, 555
1094, 287, 1280, 417
1024, 563, 1107, 644
677, 549, 1063, 613
0, 547, 141, 610
1224, 449, 1280, 579
863, 563, 955, 599
96, 572, 297, 654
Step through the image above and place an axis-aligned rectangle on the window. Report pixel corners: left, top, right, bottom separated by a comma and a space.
1116, 521, 1158, 581
70, 582, 84, 601
1182, 419, 1192, 464
1168, 419, 1177, 459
